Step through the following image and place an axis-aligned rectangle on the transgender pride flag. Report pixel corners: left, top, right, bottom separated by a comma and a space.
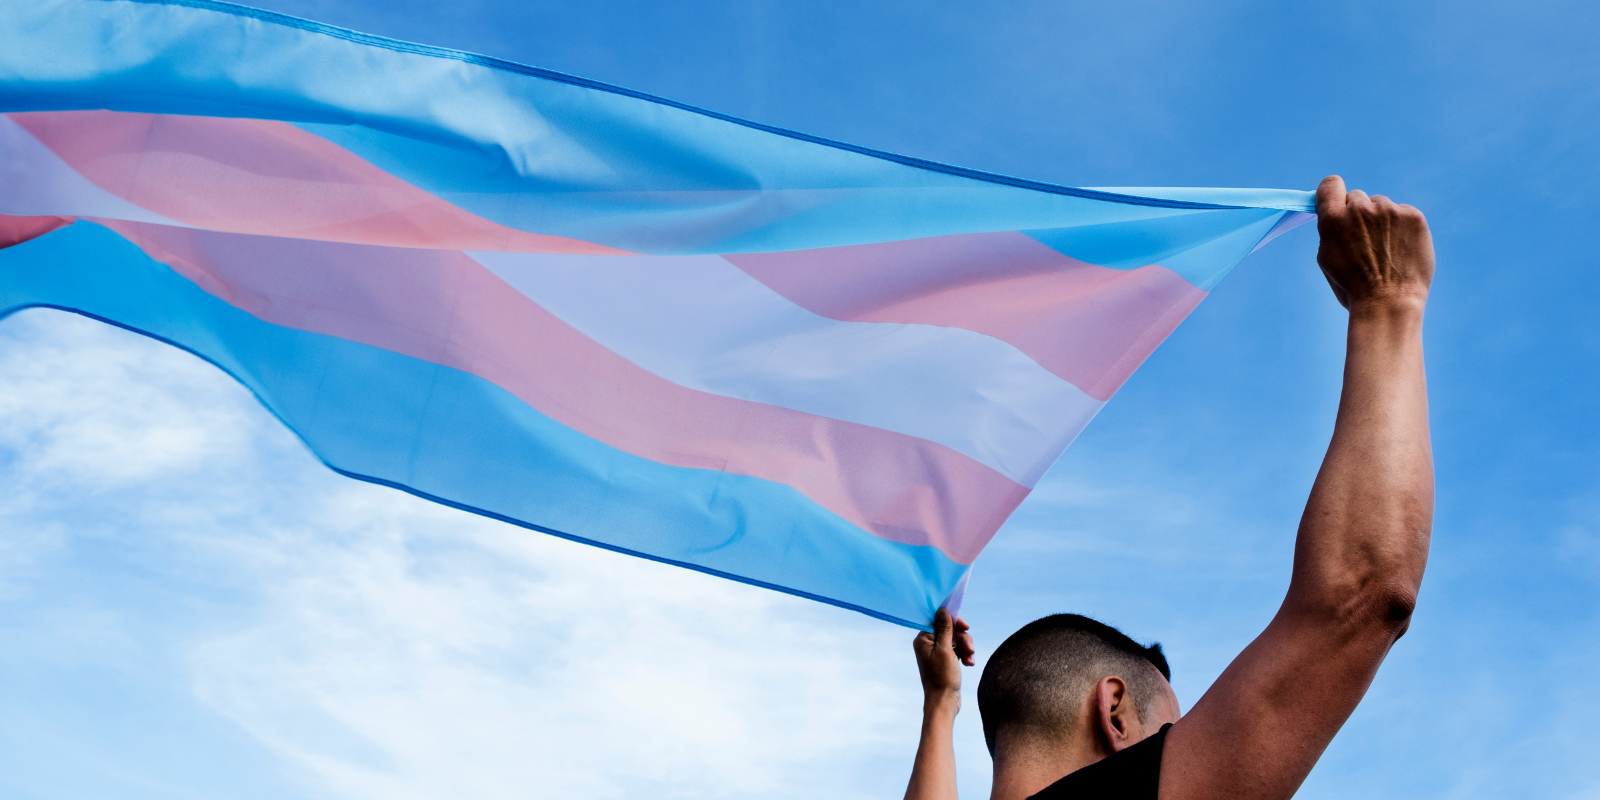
0, 0, 1313, 629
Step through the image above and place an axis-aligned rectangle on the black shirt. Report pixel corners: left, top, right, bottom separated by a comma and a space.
1026, 724, 1171, 799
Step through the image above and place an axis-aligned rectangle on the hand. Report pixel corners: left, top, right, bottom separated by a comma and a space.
1314, 175, 1434, 311
912, 608, 975, 701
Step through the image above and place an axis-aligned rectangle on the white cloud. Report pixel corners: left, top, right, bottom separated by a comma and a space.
0, 309, 254, 485
0, 310, 928, 799
187, 492, 915, 800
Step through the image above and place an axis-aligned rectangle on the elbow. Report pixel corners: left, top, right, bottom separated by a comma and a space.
1344, 582, 1419, 639
1376, 584, 1418, 639
1292, 521, 1430, 638
1287, 579, 1420, 640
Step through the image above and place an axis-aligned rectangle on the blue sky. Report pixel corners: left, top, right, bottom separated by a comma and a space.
2, 1, 1598, 798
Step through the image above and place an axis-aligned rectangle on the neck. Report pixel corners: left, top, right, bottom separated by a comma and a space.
988, 736, 1107, 800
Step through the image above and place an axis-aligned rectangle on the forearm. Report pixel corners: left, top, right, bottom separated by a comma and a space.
1289, 297, 1433, 622
904, 693, 960, 800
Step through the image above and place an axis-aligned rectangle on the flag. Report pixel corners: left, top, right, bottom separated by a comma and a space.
0, 0, 1313, 628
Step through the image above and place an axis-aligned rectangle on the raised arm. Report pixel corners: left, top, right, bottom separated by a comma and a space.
1161, 176, 1436, 800
905, 608, 975, 800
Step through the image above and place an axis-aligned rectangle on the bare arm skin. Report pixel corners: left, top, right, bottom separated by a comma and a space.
905, 608, 975, 800
1161, 176, 1436, 800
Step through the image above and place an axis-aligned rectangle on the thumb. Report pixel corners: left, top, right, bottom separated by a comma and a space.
932, 607, 954, 651
1316, 175, 1347, 218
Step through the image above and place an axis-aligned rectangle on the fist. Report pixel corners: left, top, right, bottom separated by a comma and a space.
913, 608, 975, 699
1315, 175, 1435, 311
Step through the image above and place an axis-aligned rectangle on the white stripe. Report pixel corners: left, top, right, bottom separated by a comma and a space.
1249, 211, 1315, 254
0, 114, 184, 225
469, 251, 1103, 486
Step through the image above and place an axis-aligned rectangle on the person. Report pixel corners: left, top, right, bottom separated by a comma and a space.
904, 175, 1436, 800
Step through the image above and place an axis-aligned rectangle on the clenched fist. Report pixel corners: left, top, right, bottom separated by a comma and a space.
913, 608, 975, 702
1315, 175, 1435, 312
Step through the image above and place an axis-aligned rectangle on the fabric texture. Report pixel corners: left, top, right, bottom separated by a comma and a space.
1027, 724, 1171, 799
0, 0, 1313, 629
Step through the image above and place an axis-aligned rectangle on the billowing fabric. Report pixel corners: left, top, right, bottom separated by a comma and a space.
0, 0, 1313, 629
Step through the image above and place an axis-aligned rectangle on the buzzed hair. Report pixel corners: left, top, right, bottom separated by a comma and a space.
976, 614, 1171, 755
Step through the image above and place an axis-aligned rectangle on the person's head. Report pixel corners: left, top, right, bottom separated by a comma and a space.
976, 614, 1179, 759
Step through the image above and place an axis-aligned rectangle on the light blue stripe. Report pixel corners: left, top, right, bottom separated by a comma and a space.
0, 221, 967, 629
0, 0, 1312, 260
1023, 207, 1286, 285
1159, 211, 1290, 291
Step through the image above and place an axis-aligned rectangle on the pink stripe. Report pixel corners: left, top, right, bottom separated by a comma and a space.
725, 232, 1206, 401
99, 220, 1025, 564
11, 111, 627, 255
0, 214, 73, 249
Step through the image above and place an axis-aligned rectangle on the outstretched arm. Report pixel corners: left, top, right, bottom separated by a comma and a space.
905, 608, 975, 800
1162, 176, 1436, 800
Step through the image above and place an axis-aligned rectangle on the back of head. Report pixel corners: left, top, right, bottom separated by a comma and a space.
976, 614, 1171, 755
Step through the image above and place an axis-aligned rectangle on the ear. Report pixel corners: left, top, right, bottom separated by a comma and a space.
1093, 675, 1139, 753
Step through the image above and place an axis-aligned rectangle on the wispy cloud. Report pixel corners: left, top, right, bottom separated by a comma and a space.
0, 310, 925, 799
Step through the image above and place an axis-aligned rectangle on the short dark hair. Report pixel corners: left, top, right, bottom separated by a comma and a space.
976, 614, 1171, 755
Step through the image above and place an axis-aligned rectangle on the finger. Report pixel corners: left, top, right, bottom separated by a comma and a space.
1345, 188, 1372, 214
1316, 175, 1347, 217
1396, 204, 1431, 235
952, 616, 974, 664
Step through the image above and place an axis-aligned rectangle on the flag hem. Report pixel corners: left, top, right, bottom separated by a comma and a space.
92, 0, 1305, 214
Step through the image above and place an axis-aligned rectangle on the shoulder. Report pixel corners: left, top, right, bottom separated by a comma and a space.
1028, 725, 1171, 800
